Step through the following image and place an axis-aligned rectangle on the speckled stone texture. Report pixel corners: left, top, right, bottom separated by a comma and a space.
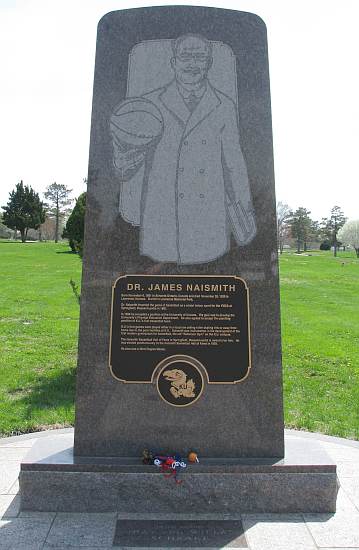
74, 5, 284, 459
19, 434, 338, 513
113, 519, 248, 547
20, 470, 338, 513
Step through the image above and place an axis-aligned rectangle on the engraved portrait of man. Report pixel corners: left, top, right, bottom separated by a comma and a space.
110, 34, 256, 265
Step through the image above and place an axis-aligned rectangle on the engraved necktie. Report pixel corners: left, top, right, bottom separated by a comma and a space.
187, 93, 199, 113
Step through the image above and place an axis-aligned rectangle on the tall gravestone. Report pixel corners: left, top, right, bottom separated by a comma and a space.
20, 6, 337, 514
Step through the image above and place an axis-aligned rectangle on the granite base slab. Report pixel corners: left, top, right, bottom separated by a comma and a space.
19, 434, 338, 513
113, 519, 248, 548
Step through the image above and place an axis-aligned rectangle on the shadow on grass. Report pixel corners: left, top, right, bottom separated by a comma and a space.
56, 250, 78, 254
9, 368, 77, 435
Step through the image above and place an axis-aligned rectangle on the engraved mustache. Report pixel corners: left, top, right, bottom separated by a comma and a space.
182, 68, 201, 74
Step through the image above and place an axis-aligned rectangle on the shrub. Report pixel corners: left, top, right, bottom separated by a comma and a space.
320, 241, 331, 251
63, 193, 86, 256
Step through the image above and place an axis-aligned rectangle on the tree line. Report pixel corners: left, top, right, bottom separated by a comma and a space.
0, 181, 84, 248
1, 181, 72, 243
1, 180, 358, 258
276, 203, 359, 257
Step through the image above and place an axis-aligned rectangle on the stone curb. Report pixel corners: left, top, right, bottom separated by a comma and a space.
0, 428, 74, 444
285, 428, 359, 449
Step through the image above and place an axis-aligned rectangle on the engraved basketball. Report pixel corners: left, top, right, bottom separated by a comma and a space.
110, 98, 164, 147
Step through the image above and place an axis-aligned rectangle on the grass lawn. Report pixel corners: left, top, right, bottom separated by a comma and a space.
0, 241, 358, 439
0, 241, 81, 436
280, 250, 359, 439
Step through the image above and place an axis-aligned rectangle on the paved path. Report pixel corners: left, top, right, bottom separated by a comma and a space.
0, 428, 359, 549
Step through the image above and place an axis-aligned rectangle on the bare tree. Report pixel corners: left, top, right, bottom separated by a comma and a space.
276, 201, 291, 254
44, 183, 73, 242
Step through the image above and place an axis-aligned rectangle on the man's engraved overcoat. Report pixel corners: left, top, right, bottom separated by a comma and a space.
119, 80, 256, 264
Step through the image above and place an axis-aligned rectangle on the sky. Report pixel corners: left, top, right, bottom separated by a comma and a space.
0, 0, 358, 222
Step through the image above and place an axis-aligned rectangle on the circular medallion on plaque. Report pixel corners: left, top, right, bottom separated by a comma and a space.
156, 356, 204, 407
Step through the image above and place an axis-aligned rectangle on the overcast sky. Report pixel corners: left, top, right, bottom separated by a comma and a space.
0, 0, 358, 221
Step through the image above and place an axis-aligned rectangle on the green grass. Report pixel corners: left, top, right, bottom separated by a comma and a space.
0, 242, 358, 439
280, 250, 359, 439
0, 241, 82, 436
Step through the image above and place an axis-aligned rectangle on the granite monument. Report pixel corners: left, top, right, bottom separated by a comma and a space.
76, 8, 281, 457
20, 6, 337, 514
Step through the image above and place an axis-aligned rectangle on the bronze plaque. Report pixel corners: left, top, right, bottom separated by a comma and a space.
109, 275, 250, 392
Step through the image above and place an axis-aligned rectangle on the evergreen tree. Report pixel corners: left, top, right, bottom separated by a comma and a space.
62, 192, 86, 257
306, 219, 320, 251
288, 207, 313, 253
44, 183, 73, 242
2, 181, 45, 242
320, 206, 347, 257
